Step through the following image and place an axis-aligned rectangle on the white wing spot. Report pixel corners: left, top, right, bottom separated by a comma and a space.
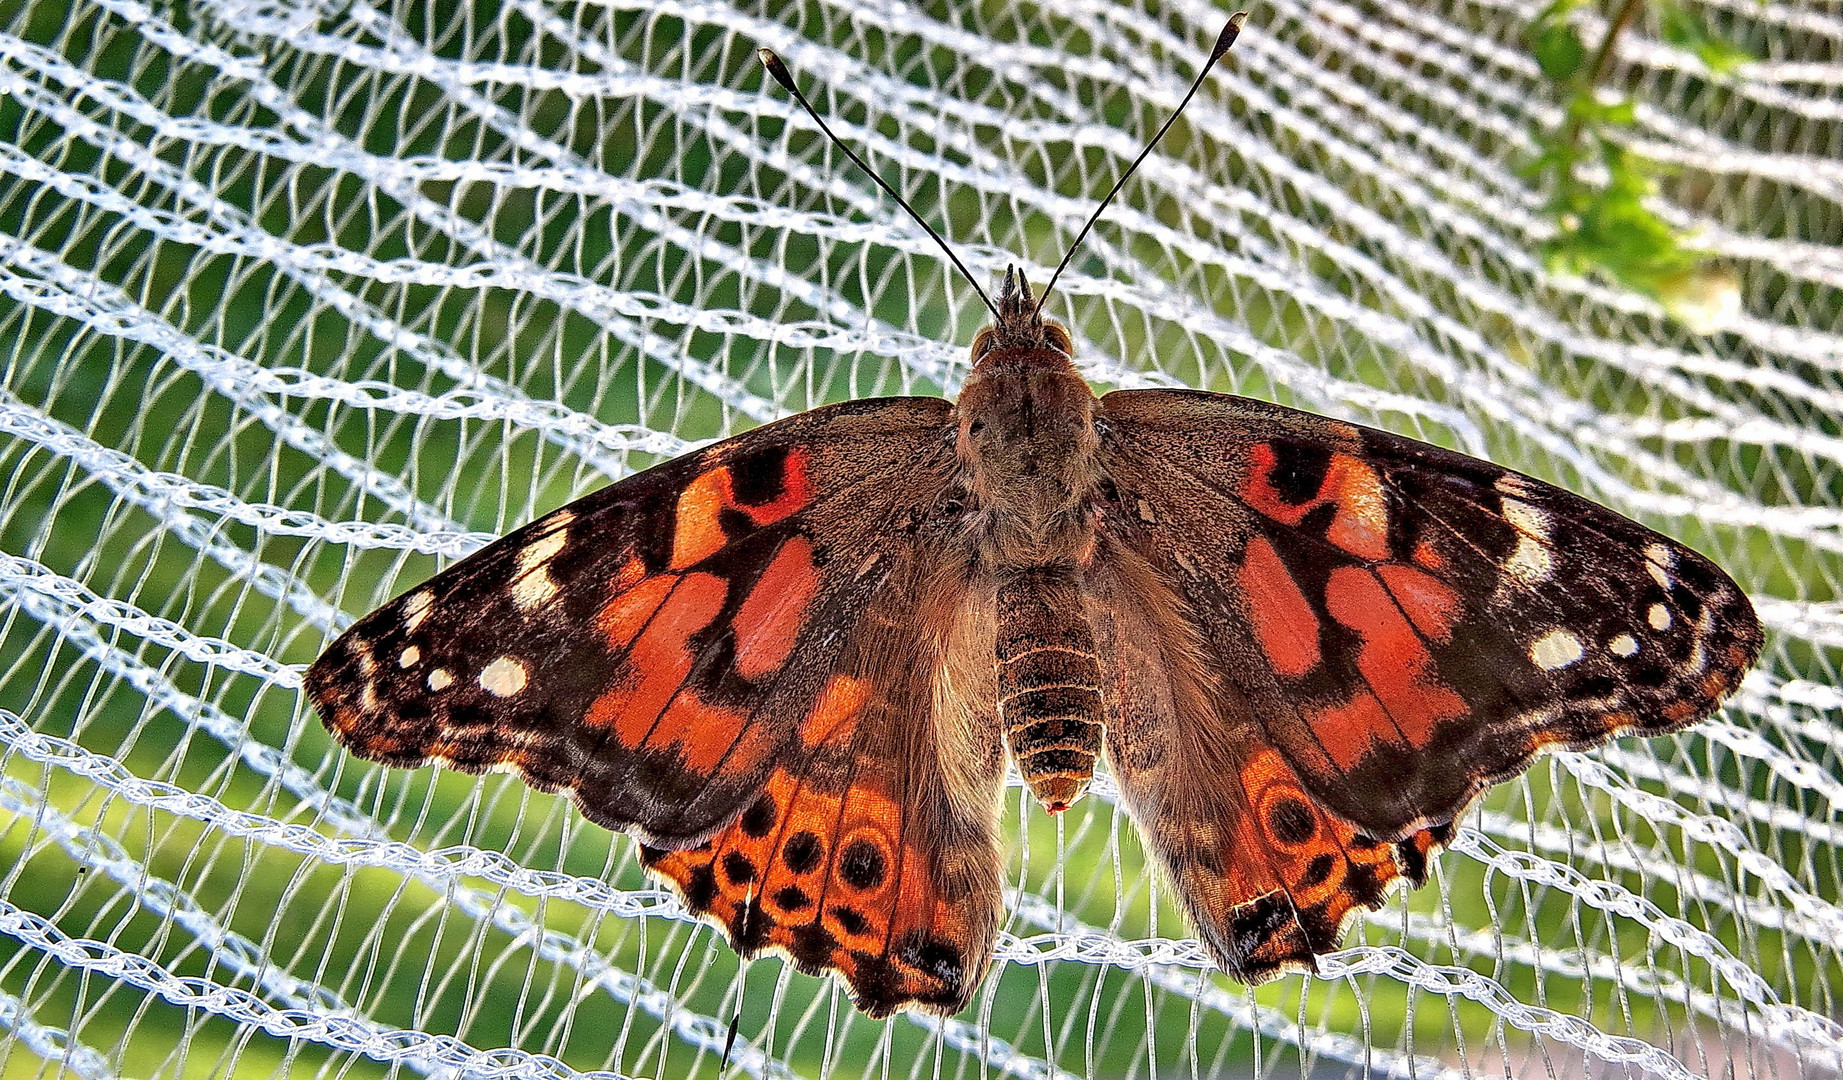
1501, 498, 1549, 539
403, 591, 434, 632
479, 656, 528, 697
1506, 535, 1552, 583
518, 530, 568, 571
511, 527, 571, 611
1495, 474, 1536, 498
1644, 543, 1675, 589
427, 668, 453, 691
511, 569, 560, 611
1648, 604, 1672, 630
1530, 628, 1584, 670
1609, 634, 1639, 657
398, 645, 420, 668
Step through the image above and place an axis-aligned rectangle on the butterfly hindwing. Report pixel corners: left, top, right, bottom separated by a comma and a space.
641, 544, 1008, 1017
305, 397, 958, 849
1096, 389, 1761, 842
1084, 539, 1451, 980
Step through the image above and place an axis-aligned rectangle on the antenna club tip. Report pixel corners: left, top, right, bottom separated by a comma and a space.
1213, 12, 1249, 60
757, 47, 795, 90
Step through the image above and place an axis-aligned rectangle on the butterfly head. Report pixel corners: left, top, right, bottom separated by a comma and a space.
968, 266, 1074, 365
955, 268, 1100, 544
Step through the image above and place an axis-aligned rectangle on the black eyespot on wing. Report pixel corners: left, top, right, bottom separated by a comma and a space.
839, 840, 886, 890
722, 851, 757, 884
740, 796, 777, 838
783, 831, 823, 873
832, 906, 871, 936
1268, 799, 1317, 844
1298, 853, 1337, 889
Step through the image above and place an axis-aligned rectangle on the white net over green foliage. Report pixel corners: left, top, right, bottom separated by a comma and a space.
0, 0, 1838, 1076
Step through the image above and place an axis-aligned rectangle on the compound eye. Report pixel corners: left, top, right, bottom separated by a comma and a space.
969, 327, 996, 363
1044, 323, 1073, 356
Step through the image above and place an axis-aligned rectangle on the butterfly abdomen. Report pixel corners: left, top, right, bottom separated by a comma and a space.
995, 566, 1104, 812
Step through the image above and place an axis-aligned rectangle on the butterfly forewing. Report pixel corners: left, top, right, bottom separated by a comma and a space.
1095, 389, 1762, 841
306, 397, 957, 848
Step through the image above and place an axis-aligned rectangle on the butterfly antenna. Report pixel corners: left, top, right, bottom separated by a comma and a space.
759, 48, 1001, 322
1035, 12, 1248, 317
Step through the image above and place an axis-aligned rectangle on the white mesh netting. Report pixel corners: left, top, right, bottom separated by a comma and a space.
0, 0, 1839, 1076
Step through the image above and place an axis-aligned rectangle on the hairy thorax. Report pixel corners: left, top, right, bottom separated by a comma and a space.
952, 345, 1104, 568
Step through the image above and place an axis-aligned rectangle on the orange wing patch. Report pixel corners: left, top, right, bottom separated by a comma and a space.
802, 675, 867, 748
1314, 566, 1468, 757
731, 535, 820, 680
1239, 535, 1322, 678
1375, 562, 1461, 643
671, 469, 733, 569
582, 556, 795, 779
580, 453, 825, 778
1241, 443, 1390, 561
589, 573, 729, 744
670, 447, 816, 570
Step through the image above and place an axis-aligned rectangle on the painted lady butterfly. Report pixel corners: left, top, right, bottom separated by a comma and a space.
304, 18, 1760, 1018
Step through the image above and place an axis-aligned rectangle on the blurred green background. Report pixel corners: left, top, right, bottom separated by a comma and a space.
0, 0, 1835, 1077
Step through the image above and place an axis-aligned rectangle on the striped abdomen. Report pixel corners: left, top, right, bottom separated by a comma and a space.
997, 566, 1104, 812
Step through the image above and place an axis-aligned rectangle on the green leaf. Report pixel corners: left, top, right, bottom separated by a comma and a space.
1659, 0, 1754, 75
1570, 94, 1636, 127
1532, 21, 1587, 81
1534, 0, 1585, 21
1695, 37, 1754, 76
1521, 0, 1729, 304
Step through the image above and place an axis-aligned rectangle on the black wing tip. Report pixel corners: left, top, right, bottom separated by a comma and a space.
1198, 890, 1313, 984
1326, 625, 1761, 844
852, 975, 982, 1019
1389, 820, 1457, 889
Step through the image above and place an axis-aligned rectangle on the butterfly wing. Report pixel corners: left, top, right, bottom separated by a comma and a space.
1082, 533, 1452, 982
644, 545, 1008, 1017
306, 395, 1007, 1014
1088, 388, 1759, 976
305, 396, 957, 848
